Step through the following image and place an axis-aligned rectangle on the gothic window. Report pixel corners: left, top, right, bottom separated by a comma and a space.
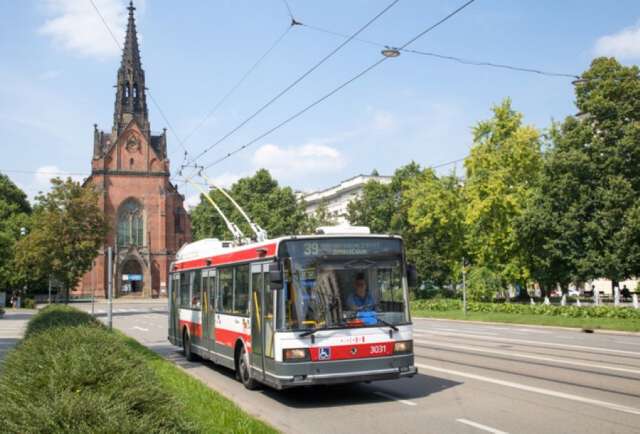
133, 84, 138, 99
117, 199, 144, 248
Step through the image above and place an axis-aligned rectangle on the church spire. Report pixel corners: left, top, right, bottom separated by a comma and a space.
113, 1, 149, 139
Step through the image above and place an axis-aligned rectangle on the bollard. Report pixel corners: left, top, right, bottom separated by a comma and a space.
561, 294, 567, 306
544, 296, 550, 305
530, 297, 535, 305
576, 297, 581, 307
595, 290, 600, 306
633, 294, 639, 309
614, 287, 620, 306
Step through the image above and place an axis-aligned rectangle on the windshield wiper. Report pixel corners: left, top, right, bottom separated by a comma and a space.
299, 328, 318, 337
377, 318, 399, 332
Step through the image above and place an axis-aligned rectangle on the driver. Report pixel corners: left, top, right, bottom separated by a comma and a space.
346, 273, 375, 312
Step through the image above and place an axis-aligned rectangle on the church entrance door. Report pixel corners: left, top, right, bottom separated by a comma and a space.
121, 259, 144, 295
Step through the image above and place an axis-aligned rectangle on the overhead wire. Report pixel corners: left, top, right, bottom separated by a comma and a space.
300, 21, 579, 79
197, 0, 477, 172
182, 0, 401, 169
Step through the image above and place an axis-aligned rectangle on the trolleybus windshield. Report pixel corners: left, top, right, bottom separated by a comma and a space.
278, 238, 408, 331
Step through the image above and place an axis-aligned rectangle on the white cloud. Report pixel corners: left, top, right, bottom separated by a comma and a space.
184, 194, 200, 211
251, 143, 346, 180
594, 22, 640, 60
38, 0, 127, 60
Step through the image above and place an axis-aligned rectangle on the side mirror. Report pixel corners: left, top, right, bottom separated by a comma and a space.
269, 262, 283, 290
406, 264, 418, 288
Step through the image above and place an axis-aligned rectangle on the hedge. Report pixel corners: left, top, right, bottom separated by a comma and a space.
412, 298, 640, 319
0, 306, 196, 433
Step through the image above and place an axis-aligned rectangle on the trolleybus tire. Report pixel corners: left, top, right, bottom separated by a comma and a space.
183, 329, 195, 361
238, 345, 258, 390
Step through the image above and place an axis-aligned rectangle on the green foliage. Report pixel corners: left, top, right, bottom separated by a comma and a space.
299, 199, 337, 234
467, 266, 502, 301
0, 173, 31, 292
541, 58, 640, 284
12, 178, 108, 298
0, 315, 194, 433
404, 169, 465, 287
347, 179, 396, 234
22, 298, 36, 309
191, 169, 307, 240
464, 98, 543, 286
24, 304, 99, 339
412, 299, 640, 319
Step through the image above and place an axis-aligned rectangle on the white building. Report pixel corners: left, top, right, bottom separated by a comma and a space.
301, 174, 392, 224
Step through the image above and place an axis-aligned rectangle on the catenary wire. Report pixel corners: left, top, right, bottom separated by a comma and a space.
198, 0, 477, 171
183, 0, 401, 169
301, 22, 578, 79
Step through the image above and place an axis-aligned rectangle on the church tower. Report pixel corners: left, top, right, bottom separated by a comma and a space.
79, 1, 191, 298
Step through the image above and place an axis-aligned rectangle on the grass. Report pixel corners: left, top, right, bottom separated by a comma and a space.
412, 309, 640, 332
119, 334, 278, 434
0, 305, 277, 434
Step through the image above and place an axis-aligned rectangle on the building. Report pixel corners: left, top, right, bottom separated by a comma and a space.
302, 174, 392, 224
76, 2, 191, 298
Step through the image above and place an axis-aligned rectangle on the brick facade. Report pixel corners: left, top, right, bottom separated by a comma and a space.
76, 2, 191, 298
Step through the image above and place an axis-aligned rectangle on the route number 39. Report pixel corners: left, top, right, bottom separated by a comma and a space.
370, 344, 387, 354
304, 242, 319, 256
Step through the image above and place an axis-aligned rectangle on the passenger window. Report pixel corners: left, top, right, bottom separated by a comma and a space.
234, 265, 250, 315
208, 274, 217, 310
218, 268, 233, 313
191, 269, 201, 310
179, 272, 190, 308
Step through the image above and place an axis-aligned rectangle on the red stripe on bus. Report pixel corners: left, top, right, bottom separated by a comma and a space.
179, 320, 202, 338
174, 243, 277, 271
214, 327, 251, 351
309, 341, 395, 361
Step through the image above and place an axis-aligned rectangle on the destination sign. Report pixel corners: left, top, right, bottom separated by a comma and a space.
282, 238, 402, 258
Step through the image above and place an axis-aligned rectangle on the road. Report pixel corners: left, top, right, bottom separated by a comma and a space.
0, 310, 34, 362
79, 301, 640, 434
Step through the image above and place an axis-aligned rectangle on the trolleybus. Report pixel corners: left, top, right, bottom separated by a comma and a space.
168, 226, 417, 389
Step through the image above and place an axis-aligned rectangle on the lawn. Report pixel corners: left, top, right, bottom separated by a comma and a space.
412, 309, 640, 332
119, 335, 278, 434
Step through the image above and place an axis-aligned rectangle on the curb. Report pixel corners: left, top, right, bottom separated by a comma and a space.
412, 315, 640, 336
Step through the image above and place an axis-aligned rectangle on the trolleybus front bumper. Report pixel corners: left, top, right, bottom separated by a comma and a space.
258, 354, 417, 389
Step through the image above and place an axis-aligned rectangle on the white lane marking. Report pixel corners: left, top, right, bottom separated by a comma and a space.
456, 419, 509, 434
415, 339, 640, 375
419, 327, 498, 337
417, 363, 640, 416
132, 326, 149, 332
414, 330, 640, 358
373, 391, 417, 406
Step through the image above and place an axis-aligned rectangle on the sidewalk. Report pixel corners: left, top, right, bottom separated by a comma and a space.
0, 309, 35, 362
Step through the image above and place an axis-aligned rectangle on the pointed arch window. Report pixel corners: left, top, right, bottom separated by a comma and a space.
117, 199, 144, 248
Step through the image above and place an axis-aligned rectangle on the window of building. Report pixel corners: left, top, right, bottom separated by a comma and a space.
117, 199, 144, 248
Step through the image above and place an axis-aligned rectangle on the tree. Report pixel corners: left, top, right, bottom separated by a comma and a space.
464, 98, 543, 292
403, 169, 466, 287
0, 173, 31, 292
543, 57, 640, 287
191, 169, 308, 240
300, 200, 337, 234
13, 178, 107, 300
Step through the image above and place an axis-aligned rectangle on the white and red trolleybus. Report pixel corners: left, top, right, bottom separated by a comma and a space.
168, 227, 417, 389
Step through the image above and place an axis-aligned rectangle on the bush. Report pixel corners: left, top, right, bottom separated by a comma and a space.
22, 298, 36, 309
467, 267, 502, 301
0, 309, 195, 433
412, 299, 640, 320
24, 304, 99, 339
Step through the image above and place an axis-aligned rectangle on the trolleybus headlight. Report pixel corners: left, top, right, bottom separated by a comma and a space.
393, 340, 413, 354
283, 348, 310, 361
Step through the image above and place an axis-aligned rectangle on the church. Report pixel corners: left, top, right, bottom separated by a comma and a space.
77, 2, 192, 298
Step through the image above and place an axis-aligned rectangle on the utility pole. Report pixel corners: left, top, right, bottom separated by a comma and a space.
107, 247, 113, 330
48, 276, 52, 304
462, 257, 467, 316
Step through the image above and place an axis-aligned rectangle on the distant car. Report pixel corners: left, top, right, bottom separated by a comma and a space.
568, 288, 580, 297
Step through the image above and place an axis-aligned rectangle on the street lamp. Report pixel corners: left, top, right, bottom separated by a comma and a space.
381, 47, 401, 58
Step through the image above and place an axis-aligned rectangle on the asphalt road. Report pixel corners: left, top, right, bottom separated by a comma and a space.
79, 301, 640, 434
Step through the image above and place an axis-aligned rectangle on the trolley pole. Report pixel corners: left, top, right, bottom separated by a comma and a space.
107, 247, 113, 330
462, 257, 467, 317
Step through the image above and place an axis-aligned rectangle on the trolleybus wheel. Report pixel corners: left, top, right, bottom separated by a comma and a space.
239, 345, 258, 390
183, 329, 195, 361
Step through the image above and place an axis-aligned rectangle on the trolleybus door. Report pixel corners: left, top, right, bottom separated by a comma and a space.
250, 263, 268, 379
169, 273, 180, 342
202, 269, 217, 351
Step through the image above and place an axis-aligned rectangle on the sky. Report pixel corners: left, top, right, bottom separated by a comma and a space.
2, 0, 640, 209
